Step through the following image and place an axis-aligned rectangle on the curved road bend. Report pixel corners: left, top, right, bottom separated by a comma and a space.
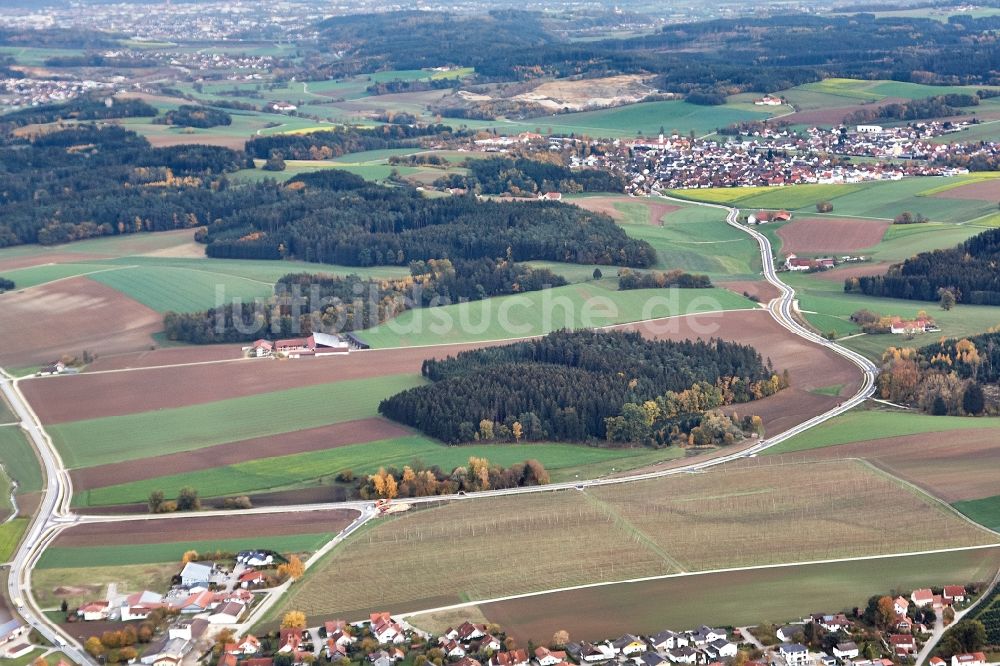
2, 201, 879, 662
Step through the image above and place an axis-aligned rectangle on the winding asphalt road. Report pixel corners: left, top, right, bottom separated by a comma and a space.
0, 200, 880, 664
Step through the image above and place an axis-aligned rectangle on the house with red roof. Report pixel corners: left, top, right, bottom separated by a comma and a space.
943, 586, 967, 603
951, 653, 987, 666
76, 600, 111, 621
911, 589, 933, 606
889, 635, 916, 656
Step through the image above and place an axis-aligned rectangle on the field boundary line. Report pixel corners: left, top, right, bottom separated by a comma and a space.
852, 458, 1000, 539
579, 491, 688, 573
7, 264, 135, 291
395, 543, 1000, 624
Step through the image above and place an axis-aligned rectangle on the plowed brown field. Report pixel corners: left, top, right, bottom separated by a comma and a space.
0, 277, 161, 367
777, 217, 889, 254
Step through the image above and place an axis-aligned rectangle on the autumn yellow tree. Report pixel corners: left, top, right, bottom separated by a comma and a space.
181, 550, 199, 564
552, 630, 569, 647
278, 555, 306, 581
512, 421, 523, 443
85, 636, 105, 657
468, 456, 491, 490
281, 610, 307, 629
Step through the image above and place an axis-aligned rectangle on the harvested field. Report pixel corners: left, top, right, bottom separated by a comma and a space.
776, 217, 890, 254
52, 508, 357, 547
270, 459, 993, 622
71, 418, 412, 491
717, 280, 781, 302
777, 429, 1000, 503
932, 178, 1000, 201
0, 252, 110, 272
25, 341, 506, 424
618, 309, 861, 436
0, 277, 161, 368
475, 547, 1000, 644
780, 98, 907, 126
570, 196, 679, 225
143, 132, 249, 150
84, 344, 244, 371
812, 262, 894, 282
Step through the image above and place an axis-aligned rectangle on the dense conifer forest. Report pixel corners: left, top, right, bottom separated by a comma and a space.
435, 157, 626, 195
379, 330, 785, 445
845, 228, 1000, 305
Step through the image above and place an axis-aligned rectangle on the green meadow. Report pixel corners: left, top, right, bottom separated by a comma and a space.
50, 374, 427, 469
766, 410, 1000, 455
36, 533, 334, 568
79, 436, 686, 507
354, 282, 755, 348
954, 496, 1000, 532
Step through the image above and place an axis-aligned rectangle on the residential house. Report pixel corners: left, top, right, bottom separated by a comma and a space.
491, 649, 530, 666
930, 658, 946, 666
169, 619, 208, 642
951, 654, 986, 666
536, 647, 566, 666
776, 627, 802, 643
458, 622, 487, 642
371, 612, 405, 644
209, 601, 245, 624
279, 629, 306, 654
665, 647, 698, 664
443, 640, 467, 658
911, 589, 934, 607
704, 639, 737, 660
77, 600, 111, 621
232, 635, 261, 656
369, 651, 395, 666
179, 590, 215, 614
650, 631, 688, 652
613, 635, 648, 656
893, 596, 910, 617
832, 642, 859, 660
237, 551, 275, 567
479, 634, 502, 652
578, 643, 616, 663
637, 653, 667, 666
779, 644, 810, 666
943, 586, 966, 604
239, 570, 266, 588
326, 641, 349, 661
820, 657, 838, 666
894, 616, 912, 634
888, 635, 916, 656
539, 192, 563, 201
218, 653, 239, 666
748, 210, 792, 224
816, 614, 851, 633
688, 627, 726, 646
180, 561, 214, 588
248, 340, 273, 358
329, 629, 356, 649
140, 637, 192, 666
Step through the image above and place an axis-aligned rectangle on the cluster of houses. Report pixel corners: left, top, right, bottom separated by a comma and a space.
784, 254, 837, 272
243, 332, 364, 358
565, 625, 738, 666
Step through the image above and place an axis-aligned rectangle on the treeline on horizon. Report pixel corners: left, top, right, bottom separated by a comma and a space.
379, 329, 784, 445
245, 124, 456, 160
162, 258, 567, 344
845, 228, 1000, 305
307, 10, 1000, 105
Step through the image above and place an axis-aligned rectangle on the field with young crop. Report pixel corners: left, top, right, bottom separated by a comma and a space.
49, 374, 428, 469
78, 436, 684, 507
474, 547, 1000, 644
354, 281, 754, 348
269, 459, 995, 622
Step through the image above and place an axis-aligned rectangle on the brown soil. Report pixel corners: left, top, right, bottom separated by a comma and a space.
84, 345, 244, 372
616, 309, 860, 438
571, 196, 679, 226
777, 429, 1000, 503
812, 261, 895, 282
777, 217, 890, 254
0, 277, 162, 368
52, 508, 358, 547
25, 340, 508, 424
717, 280, 782, 303
143, 133, 250, 150
781, 98, 907, 126
932, 178, 1000, 201
72, 418, 413, 491
0, 252, 112, 272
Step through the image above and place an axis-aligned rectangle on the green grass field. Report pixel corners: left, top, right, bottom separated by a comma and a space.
88, 264, 274, 312
354, 282, 755, 348
50, 374, 427, 469
79, 436, 686, 506
36, 532, 334, 569
954, 496, 1000, 532
766, 410, 1000, 455
0, 518, 28, 561
472, 547, 1000, 643
2, 262, 122, 289
0, 426, 43, 495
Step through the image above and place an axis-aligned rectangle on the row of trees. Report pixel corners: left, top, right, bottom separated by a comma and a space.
358, 456, 550, 499
159, 104, 232, 128
845, 228, 1000, 305
844, 94, 978, 125
381, 329, 782, 444
244, 124, 454, 160
162, 257, 566, 344
617, 268, 712, 290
